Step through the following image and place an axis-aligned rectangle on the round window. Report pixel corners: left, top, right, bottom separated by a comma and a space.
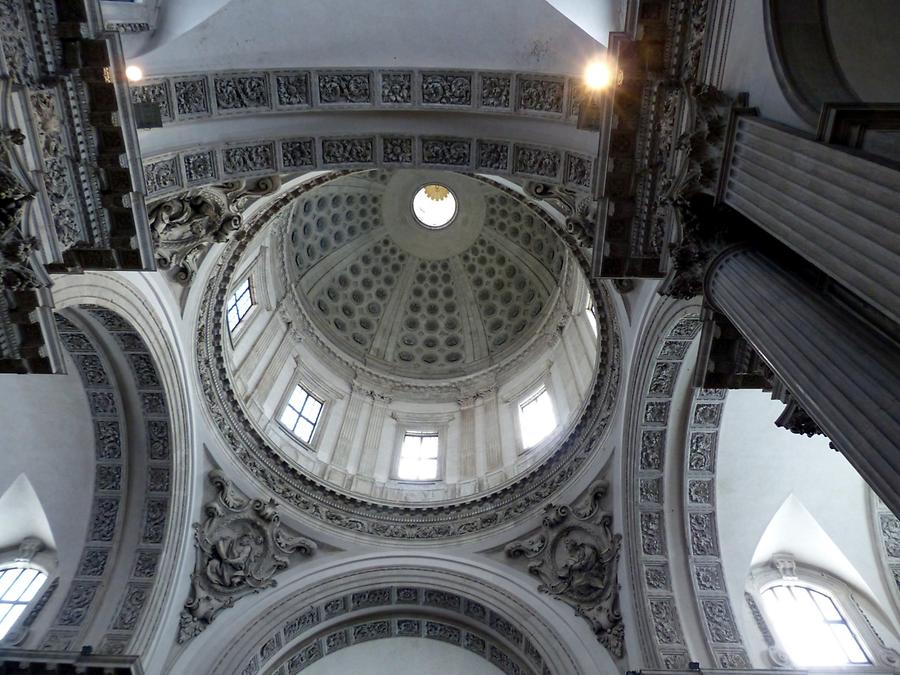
412, 184, 457, 229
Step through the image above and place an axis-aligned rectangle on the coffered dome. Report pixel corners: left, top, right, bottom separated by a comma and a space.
283, 170, 567, 381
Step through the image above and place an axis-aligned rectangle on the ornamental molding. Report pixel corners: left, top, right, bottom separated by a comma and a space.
195, 172, 621, 540
237, 584, 552, 675
142, 136, 593, 199
625, 305, 750, 668
178, 470, 317, 644
505, 480, 624, 658
147, 175, 281, 284
45, 308, 173, 654
131, 68, 589, 128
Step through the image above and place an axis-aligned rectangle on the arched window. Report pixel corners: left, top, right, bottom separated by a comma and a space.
0, 565, 48, 640
761, 582, 870, 666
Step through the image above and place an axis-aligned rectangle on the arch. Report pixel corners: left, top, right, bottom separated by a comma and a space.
47, 273, 194, 671
623, 297, 751, 668
171, 553, 617, 674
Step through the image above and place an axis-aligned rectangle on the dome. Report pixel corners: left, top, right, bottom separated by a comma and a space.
283, 170, 568, 382
204, 168, 615, 517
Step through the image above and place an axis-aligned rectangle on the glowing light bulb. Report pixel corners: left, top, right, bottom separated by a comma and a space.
125, 65, 143, 82
584, 60, 612, 90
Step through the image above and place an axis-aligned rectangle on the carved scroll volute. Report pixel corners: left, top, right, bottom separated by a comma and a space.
178, 470, 316, 643
149, 175, 280, 285
0, 137, 41, 292
523, 181, 596, 249
505, 480, 624, 658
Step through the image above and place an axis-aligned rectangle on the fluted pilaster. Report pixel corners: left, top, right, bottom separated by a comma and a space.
722, 115, 900, 324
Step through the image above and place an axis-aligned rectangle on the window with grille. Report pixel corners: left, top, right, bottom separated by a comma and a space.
0, 566, 47, 640
279, 384, 323, 444
761, 583, 870, 666
226, 277, 254, 333
518, 386, 557, 449
397, 432, 439, 481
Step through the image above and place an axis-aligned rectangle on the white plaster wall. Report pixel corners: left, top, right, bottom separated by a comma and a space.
0, 359, 94, 559
0, 356, 94, 643
301, 638, 504, 675
716, 390, 900, 654
719, 0, 811, 131
131, 0, 607, 75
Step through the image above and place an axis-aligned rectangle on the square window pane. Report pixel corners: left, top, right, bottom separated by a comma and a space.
519, 389, 556, 448
419, 458, 438, 480
280, 407, 299, 431
227, 308, 240, 331
5, 569, 37, 602
419, 435, 438, 458
295, 418, 314, 443
289, 387, 309, 411
19, 573, 45, 603
0, 570, 20, 600
830, 623, 869, 663
811, 590, 842, 621
236, 292, 252, 316
397, 457, 418, 480
301, 396, 322, 422
0, 603, 25, 639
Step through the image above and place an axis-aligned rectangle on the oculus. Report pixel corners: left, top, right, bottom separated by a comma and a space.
412, 183, 457, 229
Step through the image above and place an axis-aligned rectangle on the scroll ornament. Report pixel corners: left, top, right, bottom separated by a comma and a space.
177, 470, 316, 643
505, 480, 624, 657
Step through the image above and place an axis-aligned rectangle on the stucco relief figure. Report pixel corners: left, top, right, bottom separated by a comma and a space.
178, 471, 316, 643
206, 532, 259, 588
506, 480, 624, 658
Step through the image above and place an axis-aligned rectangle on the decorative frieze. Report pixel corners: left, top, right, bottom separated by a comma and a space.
382, 137, 413, 164
214, 73, 270, 111
422, 73, 471, 106
174, 78, 210, 116
282, 140, 315, 169
381, 73, 412, 104
480, 75, 511, 108
514, 145, 560, 179
517, 76, 564, 114
477, 141, 509, 171
275, 73, 311, 107
318, 72, 371, 104
422, 137, 470, 166
223, 143, 275, 175
131, 81, 173, 122
321, 138, 374, 164
126, 68, 592, 127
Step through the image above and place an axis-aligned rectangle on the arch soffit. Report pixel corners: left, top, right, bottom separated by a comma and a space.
623, 297, 751, 668
174, 554, 615, 675
49, 273, 195, 666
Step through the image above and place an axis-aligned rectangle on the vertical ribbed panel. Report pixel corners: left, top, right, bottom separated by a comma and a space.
708, 246, 900, 515
330, 386, 365, 469
458, 403, 477, 480
357, 398, 388, 476
723, 116, 900, 324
